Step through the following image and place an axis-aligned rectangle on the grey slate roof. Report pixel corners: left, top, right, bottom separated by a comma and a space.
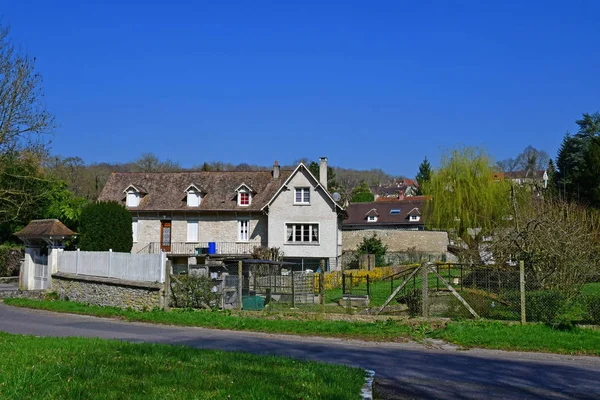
98, 170, 292, 212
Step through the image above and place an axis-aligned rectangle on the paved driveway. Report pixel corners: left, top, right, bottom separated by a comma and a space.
1, 302, 599, 399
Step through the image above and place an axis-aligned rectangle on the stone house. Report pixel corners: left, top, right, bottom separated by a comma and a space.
98, 158, 344, 270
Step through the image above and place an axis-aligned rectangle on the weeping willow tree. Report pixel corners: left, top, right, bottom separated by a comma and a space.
423, 147, 512, 264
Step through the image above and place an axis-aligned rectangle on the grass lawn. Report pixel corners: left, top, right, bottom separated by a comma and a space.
582, 282, 600, 295
3, 298, 425, 342
4, 298, 600, 356
0, 332, 365, 400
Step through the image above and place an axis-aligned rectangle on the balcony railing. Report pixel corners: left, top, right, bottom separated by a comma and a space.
139, 241, 263, 256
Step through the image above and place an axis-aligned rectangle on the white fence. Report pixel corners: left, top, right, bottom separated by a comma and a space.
58, 250, 166, 283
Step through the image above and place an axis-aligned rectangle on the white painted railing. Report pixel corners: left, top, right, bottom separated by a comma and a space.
58, 250, 166, 283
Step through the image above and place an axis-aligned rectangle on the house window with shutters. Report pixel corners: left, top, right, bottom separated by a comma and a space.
238, 220, 249, 241
187, 220, 199, 242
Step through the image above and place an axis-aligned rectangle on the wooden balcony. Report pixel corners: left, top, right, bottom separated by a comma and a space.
138, 241, 262, 256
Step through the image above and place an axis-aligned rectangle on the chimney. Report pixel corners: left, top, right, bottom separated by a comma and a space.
319, 157, 328, 190
273, 160, 280, 179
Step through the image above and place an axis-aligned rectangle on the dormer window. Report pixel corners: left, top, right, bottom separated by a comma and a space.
123, 185, 146, 208
368, 216, 378, 222
185, 184, 205, 207
236, 183, 254, 207
409, 215, 420, 222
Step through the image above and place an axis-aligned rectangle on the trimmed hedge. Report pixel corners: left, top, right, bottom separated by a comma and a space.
78, 201, 132, 252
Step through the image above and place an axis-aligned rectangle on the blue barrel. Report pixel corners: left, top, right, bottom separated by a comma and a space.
208, 242, 216, 255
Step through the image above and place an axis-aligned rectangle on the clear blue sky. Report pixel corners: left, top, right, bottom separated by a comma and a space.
3, 0, 599, 177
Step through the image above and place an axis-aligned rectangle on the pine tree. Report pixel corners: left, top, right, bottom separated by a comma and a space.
415, 157, 432, 194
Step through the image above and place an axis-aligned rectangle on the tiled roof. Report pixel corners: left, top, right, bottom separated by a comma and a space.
503, 170, 546, 180
14, 219, 76, 238
343, 199, 427, 227
98, 170, 292, 212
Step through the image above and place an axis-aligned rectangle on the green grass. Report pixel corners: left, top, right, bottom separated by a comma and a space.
582, 282, 600, 295
3, 298, 424, 342
5, 298, 600, 356
434, 319, 600, 356
0, 332, 364, 400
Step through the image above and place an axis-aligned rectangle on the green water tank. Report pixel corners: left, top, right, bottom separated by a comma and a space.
242, 295, 265, 311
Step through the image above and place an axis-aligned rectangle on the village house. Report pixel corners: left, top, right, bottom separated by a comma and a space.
98, 158, 344, 271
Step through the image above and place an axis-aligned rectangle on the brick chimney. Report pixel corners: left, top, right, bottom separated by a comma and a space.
319, 157, 328, 190
273, 160, 280, 179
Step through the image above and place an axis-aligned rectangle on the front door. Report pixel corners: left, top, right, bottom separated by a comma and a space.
160, 220, 172, 252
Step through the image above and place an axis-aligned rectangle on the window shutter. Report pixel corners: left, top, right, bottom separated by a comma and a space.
187, 221, 198, 242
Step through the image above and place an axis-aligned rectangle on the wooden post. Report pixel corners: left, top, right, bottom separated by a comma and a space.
291, 269, 296, 308
319, 259, 325, 306
237, 260, 243, 311
520, 260, 526, 325
367, 274, 370, 297
421, 262, 429, 318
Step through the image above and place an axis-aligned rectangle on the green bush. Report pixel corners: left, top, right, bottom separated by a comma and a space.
583, 295, 600, 325
170, 274, 220, 309
0, 245, 23, 277
397, 289, 422, 317
356, 233, 388, 266
78, 201, 132, 252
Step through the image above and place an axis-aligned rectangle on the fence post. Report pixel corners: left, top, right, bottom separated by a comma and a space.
342, 273, 346, 295
520, 260, 526, 324
367, 274, 370, 297
291, 269, 296, 308
421, 262, 429, 318
164, 259, 171, 311
108, 249, 112, 278
319, 259, 325, 306
76, 248, 80, 275
237, 260, 243, 311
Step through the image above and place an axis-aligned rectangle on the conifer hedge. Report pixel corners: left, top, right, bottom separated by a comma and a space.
78, 201, 132, 252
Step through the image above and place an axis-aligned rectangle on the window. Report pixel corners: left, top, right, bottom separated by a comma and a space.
238, 191, 250, 206
294, 188, 310, 204
367, 216, 378, 222
390, 209, 401, 214
187, 221, 198, 242
132, 220, 138, 242
409, 215, 420, 222
126, 191, 139, 207
286, 224, 318, 243
238, 220, 249, 241
187, 191, 201, 207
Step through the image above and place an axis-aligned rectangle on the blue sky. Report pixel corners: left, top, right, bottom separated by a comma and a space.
3, 0, 599, 177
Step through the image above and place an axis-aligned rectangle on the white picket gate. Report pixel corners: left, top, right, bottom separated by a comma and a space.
32, 254, 50, 290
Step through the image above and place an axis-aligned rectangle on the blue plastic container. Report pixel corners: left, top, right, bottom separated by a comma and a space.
208, 242, 216, 255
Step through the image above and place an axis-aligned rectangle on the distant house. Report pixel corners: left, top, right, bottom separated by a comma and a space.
370, 179, 419, 200
503, 170, 548, 188
98, 158, 345, 270
343, 199, 427, 231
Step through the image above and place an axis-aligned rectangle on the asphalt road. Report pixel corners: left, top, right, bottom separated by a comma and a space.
1, 302, 599, 399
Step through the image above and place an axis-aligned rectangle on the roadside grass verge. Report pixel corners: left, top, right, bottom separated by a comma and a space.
434, 320, 600, 356
0, 332, 364, 400
2, 298, 426, 342
5, 298, 600, 356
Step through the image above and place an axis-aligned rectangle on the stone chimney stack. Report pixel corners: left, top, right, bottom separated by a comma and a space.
319, 157, 328, 190
273, 160, 280, 179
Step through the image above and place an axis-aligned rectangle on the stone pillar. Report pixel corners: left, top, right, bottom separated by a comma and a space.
48, 247, 63, 274
19, 246, 39, 290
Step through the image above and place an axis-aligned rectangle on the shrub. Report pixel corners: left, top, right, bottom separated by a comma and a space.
356, 234, 388, 266
583, 295, 600, 325
170, 274, 220, 309
525, 290, 575, 327
78, 202, 132, 252
397, 289, 422, 317
0, 245, 23, 277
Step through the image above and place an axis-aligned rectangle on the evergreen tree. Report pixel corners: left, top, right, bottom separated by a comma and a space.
79, 202, 132, 252
415, 157, 432, 194
545, 159, 558, 198
350, 182, 375, 203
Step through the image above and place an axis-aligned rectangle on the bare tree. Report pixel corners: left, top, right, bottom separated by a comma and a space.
0, 25, 55, 152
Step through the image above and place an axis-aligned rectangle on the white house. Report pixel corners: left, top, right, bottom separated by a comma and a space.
98, 158, 344, 270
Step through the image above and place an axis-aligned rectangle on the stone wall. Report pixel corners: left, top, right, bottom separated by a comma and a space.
52, 273, 164, 311
342, 229, 449, 253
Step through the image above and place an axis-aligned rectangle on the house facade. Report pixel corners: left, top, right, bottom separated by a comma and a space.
98, 158, 344, 270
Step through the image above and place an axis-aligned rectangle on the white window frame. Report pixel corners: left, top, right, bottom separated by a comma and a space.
237, 189, 251, 207
187, 190, 201, 207
409, 215, 420, 222
132, 219, 138, 242
285, 223, 319, 244
238, 219, 249, 241
367, 216, 377, 222
294, 187, 310, 205
126, 190, 139, 207
187, 220, 199, 242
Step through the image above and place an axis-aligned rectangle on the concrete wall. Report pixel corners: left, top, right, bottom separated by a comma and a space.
267, 168, 342, 268
53, 273, 163, 311
132, 213, 268, 253
342, 229, 449, 253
